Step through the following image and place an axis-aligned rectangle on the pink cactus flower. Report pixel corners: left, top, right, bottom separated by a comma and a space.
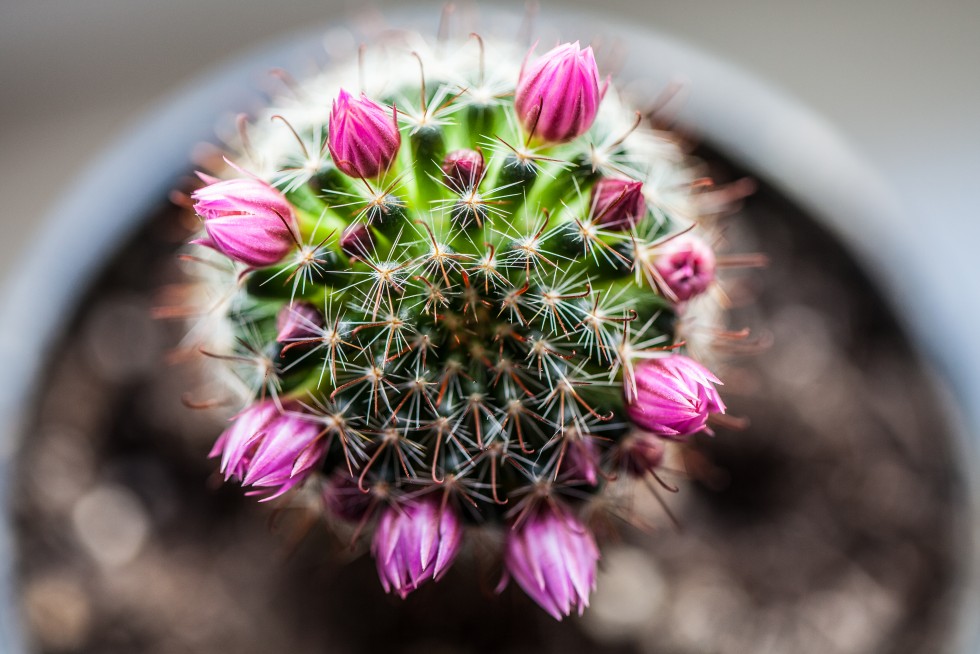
192, 175, 297, 267
625, 355, 726, 439
591, 177, 647, 229
655, 234, 717, 301
276, 302, 324, 344
209, 402, 327, 500
442, 149, 485, 192
515, 42, 604, 144
328, 89, 401, 179
371, 497, 463, 598
502, 505, 599, 620
614, 432, 667, 477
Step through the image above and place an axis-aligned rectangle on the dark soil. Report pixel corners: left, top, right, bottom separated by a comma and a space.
11, 152, 966, 653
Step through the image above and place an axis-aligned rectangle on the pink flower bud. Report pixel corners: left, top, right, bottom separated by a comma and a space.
625, 355, 726, 439
328, 89, 401, 179
371, 497, 463, 598
515, 42, 603, 144
614, 432, 666, 477
208, 401, 280, 481
276, 302, 324, 344
502, 505, 599, 620
192, 176, 297, 267
323, 470, 373, 522
591, 177, 647, 229
562, 437, 600, 486
654, 234, 717, 301
339, 223, 375, 259
441, 149, 485, 192
209, 402, 327, 500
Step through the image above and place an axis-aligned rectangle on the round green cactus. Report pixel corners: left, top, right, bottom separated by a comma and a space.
184, 26, 742, 616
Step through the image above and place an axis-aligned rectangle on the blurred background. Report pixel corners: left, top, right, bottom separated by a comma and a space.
3, 1, 980, 653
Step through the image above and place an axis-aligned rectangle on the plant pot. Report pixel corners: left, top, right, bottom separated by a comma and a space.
1, 8, 976, 653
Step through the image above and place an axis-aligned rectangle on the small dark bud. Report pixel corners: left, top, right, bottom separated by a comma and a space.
442, 149, 485, 192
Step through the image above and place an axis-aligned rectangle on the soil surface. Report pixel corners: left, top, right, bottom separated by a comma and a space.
12, 152, 966, 653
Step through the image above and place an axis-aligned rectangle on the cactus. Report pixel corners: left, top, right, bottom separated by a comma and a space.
181, 22, 751, 619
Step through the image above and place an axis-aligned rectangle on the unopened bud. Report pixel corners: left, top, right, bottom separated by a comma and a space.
191, 176, 297, 267
328, 89, 401, 179
276, 302, 324, 343
626, 355, 725, 439
339, 223, 376, 259
655, 234, 716, 302
515, 42, 603, 144
591, 177, 647, 230
442, 149, 485, 192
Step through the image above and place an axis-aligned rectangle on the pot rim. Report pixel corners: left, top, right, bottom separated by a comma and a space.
1, 7, 976, 652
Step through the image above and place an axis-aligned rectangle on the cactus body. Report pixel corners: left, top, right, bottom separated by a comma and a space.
184, 26, 739, 617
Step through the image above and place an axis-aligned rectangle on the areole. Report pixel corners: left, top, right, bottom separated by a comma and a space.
0, 7, 976, 652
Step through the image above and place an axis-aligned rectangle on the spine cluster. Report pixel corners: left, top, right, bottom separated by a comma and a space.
183, 29, 743, 619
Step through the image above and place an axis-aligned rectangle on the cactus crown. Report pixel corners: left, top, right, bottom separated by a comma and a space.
184, 24, 738, 615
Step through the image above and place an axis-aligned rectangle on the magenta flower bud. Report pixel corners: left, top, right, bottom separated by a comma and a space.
328, 89, 401, 179
591, 177, 647, 229
614, 432, 667, 477
515, 42, 603, 144
323, 470, 374, 522
503, 505, 599, 620
371, 497, 463, 598
339, 223, 375, 259
192, 176, 297, 267
208, 400, 281, 481
625, 355, 726, 439
563, 437, 600, 486
240, 411, 326, 499
442, 149, 485, 192
209, 402, 327, 500
276, 302, 324, 344
654, 234, 717, 301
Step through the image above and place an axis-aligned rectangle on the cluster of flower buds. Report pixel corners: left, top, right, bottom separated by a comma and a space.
183, 29, 747, 619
